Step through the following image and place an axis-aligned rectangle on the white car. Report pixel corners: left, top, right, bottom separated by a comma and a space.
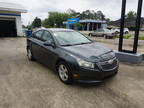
111, 27, 129, 34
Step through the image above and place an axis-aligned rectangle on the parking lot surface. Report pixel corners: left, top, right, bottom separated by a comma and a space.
0, 37, 144, 108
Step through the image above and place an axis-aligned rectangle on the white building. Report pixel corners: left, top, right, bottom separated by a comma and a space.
0, 2, 27, 36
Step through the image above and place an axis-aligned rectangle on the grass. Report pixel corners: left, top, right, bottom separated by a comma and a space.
81, 33, 88, 36
116, 34, 131, 39
138, 36, 144, 40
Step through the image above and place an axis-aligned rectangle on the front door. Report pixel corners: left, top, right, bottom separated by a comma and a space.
39, 30, 57, 69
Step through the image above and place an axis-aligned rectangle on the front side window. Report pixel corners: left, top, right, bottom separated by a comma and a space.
42, 31, 53, 42
53, 31, 92, 46
34, 30, 43, 39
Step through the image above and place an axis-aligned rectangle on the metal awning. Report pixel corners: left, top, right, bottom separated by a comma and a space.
0, 2, 27, 13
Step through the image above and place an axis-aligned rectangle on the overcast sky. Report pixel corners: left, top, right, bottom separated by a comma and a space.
0, 0, 143, 25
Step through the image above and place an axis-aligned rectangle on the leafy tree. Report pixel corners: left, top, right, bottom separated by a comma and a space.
67, 9, 107, 20
42, 12, 71, 28
32, 17, 41, 28
74, 23, 82, 29
126, 11, 136, 19
96, 11, 105, 20
66, 9, 78, 17
105, 18, 111, 23
42, 9, 111, 28
22, 25, 26, 28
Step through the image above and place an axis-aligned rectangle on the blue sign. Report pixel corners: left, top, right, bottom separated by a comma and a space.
67, 18, 79, 29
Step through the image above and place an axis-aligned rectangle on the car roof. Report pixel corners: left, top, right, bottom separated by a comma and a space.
48, 28, 75, 32
37, 28, 74, 32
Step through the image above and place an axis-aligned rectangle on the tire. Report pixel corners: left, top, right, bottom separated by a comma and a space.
115, 31, 119, 34
27, 48, 34, 61
89, 33, 92, 37
103, 34, 107, 39
57, 61, 73, 84
125, 31, 129, 34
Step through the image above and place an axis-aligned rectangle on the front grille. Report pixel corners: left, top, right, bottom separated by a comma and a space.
99, 58, 118, 71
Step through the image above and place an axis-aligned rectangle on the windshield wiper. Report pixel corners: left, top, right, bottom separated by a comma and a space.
61, 44, 73, 46
74, 42, 92, 45
61, 42, 92, 46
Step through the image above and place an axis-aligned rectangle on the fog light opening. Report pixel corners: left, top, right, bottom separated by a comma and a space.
73, 73, 78, 78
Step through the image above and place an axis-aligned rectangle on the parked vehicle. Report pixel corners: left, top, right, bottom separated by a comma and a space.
111, 27, 129, 34
88, 28, 116, 39
27, 28, 119, 84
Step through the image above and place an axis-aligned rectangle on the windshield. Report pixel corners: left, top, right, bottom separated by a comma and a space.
53, 31, 92, 46
104, 29, 111, 32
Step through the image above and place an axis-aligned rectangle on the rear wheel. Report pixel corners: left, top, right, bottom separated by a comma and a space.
115, 31, 119, 34
89, 33, 92, 37
57, 62, 73, 84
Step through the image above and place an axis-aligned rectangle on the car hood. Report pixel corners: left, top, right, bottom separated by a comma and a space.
63, 42, 114, 62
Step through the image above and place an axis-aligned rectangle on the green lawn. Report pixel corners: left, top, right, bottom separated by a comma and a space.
138, 36, 144, 40
116, 34, 131, 39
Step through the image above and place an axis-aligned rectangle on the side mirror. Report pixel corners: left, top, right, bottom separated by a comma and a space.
43, 42, 51, 46
43, 41, 56, 48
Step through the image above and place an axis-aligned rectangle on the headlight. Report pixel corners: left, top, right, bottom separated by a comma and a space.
111, 51, 116, 57
70, 54, 95, 69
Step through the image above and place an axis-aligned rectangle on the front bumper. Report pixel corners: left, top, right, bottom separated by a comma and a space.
74, 67, 118, 84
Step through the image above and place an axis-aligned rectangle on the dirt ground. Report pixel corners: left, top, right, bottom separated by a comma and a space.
0, 37, 144, 108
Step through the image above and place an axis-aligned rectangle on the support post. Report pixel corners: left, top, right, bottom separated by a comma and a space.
133, 0, 143, 53
92, 23, 94, 31
119, 0, 126, 52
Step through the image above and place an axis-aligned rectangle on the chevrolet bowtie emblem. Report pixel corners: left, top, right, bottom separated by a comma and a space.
108, 59, 114, 64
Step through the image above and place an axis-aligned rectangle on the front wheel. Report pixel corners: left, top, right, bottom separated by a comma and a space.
57, 62, 73, 84
125, 31, 129, 34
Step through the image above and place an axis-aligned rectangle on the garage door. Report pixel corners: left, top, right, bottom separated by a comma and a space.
0, 18, 17, 37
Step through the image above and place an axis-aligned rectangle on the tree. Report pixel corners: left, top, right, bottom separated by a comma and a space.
74, 23, 82, 29
42, 10, 111, 28
126, 11, 136, 19
32, 17, 41, 28
105, 18, 111, 23
67, 9, 107, 21
42, 12, 71, 28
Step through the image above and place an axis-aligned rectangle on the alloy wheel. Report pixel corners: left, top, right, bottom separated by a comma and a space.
58, 64, 69, 81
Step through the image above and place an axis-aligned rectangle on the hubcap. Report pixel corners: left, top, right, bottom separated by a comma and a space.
28, 49, 32, 59
58, 65, 68, 81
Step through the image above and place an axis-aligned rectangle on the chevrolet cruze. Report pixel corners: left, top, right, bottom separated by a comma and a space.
27, 28, 119, 84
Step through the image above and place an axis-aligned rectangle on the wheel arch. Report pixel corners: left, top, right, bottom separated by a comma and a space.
55, 58, 73, 74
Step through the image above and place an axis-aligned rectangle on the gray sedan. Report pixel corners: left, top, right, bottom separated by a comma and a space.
88, 28, 116, 39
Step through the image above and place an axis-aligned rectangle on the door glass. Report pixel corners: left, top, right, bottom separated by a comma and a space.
42, 31, 53, 42
34, 31, 43, 39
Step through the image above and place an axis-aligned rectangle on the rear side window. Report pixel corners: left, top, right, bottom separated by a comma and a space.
41, 31, 54, 42
34, 30, 43, 39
